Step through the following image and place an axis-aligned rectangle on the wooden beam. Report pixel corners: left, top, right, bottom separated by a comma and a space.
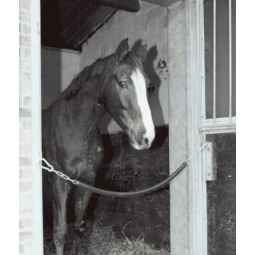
69, 6, 117, 50
98, 0, 140, 12
141, 0, 180, 7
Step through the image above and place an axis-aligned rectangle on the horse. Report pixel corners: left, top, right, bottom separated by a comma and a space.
42, 38, 155, 255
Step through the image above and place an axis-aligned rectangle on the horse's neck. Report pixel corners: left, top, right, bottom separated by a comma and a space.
59, 55, 113, 100
69, 77, 105, 130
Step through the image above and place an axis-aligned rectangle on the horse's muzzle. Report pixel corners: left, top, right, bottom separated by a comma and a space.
129, 128, 155, 150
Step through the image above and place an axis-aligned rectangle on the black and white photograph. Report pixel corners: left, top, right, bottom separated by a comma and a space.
14, 0, 242, 254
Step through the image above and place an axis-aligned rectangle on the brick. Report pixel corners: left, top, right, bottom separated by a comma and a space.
156, 28, 168, 44
19, 132, 32, 145
20, 83, 31, 94
19, 181, 32, 192
19, 144, 32, 156
20, 119, 31, 132
132, 24, 143, 44
107, 29, 122, 51
23, 242, 33, 253
87, 41, 100, 58
135, 12, 148, 27
20, 231, 32, 241
114, 9, 132, 23
20, 0, 31, 11
144, 19, 158, 38
157, 41, 168, 58
23, 25, 31, 35
20, 217, 32, 229
20, 168, 32, 180
19, 209, 32, 222
23, 96, 31, 106
19, 244, 24, 254
20, 46, 31, 59
115, 23, 126, 43
20, 35, 31, 46
105, 13, 116, 28
20, 59, 31, 70
124, 18, 135, 40
148, 6, 167, 22
19, 193, 32, 206
19, 108, 31, 118
99, 42, 112, 58
19, 0, 33, 250
19, 157, 31, 166
140, 1, 156, 13
158, 15, 168, 30
22, 71, 31, 83
19, 204, 32, 215
111, 10, 122, 24
19, 10, 30, 22
20, 22, 31, 34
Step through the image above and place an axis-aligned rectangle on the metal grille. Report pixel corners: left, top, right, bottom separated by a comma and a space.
201, 0, 236, 134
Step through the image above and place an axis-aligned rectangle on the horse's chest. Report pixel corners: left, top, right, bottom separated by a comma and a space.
80, 142, 103, 168
70, 139, 104, 182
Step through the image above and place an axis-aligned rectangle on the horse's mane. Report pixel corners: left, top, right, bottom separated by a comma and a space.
58, 49, 146, 101
59, 54, 114, 100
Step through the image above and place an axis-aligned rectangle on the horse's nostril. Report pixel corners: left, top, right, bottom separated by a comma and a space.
138, 132, 149, 146
138, 131, 145, 145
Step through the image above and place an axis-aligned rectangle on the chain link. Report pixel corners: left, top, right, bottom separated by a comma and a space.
41, 158, 79, 185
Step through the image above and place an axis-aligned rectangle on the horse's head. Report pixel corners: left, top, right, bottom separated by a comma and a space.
102, 39, 155, 150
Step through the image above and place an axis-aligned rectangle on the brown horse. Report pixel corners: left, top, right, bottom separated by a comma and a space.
42, 38, 155, 255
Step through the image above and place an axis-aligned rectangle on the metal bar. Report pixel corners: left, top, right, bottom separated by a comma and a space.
199, 1, 208, 252
213, 0, 216, 123
200, 124, 236, 134
201, 116, 236, 134
229, 0, 232, 122
200, 0, 206, 122
202, 116, 235, 126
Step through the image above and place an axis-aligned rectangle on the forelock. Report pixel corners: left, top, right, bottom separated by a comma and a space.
123, 52, 144, 72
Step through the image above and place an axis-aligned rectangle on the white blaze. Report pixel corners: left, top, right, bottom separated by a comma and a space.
131, 68, 155, 144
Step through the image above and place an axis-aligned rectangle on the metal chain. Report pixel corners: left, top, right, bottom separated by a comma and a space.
41, 158, 79, 185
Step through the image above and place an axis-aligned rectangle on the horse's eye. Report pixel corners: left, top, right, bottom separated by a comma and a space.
118, 81, 127, 88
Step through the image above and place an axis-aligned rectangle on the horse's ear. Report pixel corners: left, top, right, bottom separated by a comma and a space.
115, 38, 129, 60
136, 44, 147, 62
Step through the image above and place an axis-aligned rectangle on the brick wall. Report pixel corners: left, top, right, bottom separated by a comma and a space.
19, 0, 33, 253
80, 1, 169, 133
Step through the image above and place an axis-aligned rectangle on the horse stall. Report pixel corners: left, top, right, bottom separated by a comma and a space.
21, 0, 235, 254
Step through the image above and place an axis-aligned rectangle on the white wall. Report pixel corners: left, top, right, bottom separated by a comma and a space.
41, 47, 80, 109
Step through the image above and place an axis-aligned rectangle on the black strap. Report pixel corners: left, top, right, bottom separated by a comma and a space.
76, 162, 188, 197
